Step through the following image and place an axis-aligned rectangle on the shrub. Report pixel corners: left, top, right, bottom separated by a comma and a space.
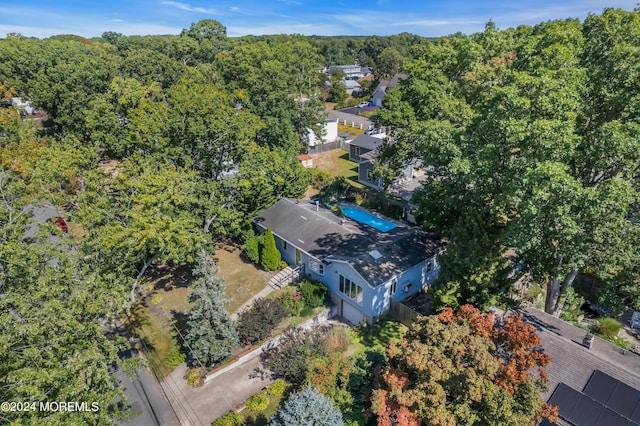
151, 294, 163, 305
261, 228, 281, 271
594, 317, 621, 338
184, 368, 205, 387
166, 348, 186, 367
278, 286, 305, 316
560, 287, 585, 322
323, 327, 352, 354
260, 326, 324, 385
245, 391, 269, 412
270, 387, 345, 426
267, 379, 286, 396
237, 298, 290, 346
212, 412, 243, 426
300, 280, 327, 308
244, 235, 263, 265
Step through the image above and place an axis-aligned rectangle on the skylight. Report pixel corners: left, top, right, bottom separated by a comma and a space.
369, 249, 382, 260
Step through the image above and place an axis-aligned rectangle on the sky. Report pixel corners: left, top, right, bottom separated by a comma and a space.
0, 1, 637, 39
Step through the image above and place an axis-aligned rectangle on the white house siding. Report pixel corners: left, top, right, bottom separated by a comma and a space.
307, 119, 339, 146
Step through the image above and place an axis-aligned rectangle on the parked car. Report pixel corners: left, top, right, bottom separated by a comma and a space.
357, 102, 369, 108
365, 128, 381, 135
46, 216, 69, 232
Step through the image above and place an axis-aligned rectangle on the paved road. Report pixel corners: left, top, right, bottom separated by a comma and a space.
338, 105, 379, 116
115, 367, 179, 426
329, 108, 374, 129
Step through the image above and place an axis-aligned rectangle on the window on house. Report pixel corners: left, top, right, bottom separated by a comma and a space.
310, 260, 324, 275
339, 275, 363, 306
426, 261, 433, 273
283, 240, 287, 250
390, 278, 397, 296
367, 169, 373, 180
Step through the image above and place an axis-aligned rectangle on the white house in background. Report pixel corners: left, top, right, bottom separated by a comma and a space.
10, 97, 35, 115
254, 199, 443, 325
328, 65, 373, 80
306, 110, 340, 146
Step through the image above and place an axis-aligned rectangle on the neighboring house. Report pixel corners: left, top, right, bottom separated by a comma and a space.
348, 134, 385, 162
521, 307, 640, 426
348, 134, 414, 190
306, 110, 340, 146
371, 73, 408, 107
344, 79, 361, 96
328, 65, 373, 80
254, 198, 443, 325
10, 97, 34, 115
297, 154, 313, 168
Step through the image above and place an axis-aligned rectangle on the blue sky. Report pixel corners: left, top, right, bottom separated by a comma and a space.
0, 1, 637, 39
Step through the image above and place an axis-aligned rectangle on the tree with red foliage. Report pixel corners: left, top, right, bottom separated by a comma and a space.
371, 305, 558, 426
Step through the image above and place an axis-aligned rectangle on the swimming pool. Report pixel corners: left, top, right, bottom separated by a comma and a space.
341, 206, 397, 232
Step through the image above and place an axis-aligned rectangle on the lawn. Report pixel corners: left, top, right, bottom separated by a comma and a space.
310, 149, 363, 188
338, 123, 365, 137
125, 301, 182, 379
214, 244, 269, 314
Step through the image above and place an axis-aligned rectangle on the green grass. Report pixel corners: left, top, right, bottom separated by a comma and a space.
125, 303, 181, 379
338, 123, 365, 136
214, 245, 269, 314
311, 149, 363, 188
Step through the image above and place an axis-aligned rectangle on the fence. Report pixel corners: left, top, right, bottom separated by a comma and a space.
307, 139, 349, 154
389, 298, 422, 327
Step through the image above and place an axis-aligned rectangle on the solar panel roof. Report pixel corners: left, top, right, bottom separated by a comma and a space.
550, 371, 640, 426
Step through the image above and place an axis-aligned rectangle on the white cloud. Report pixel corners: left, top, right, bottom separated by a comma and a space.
277, 0, 302, 5
227, 22, 343, 37
111, 19, 125, 23
161, 1, 217, 14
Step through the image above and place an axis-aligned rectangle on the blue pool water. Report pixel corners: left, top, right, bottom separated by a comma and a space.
341, 207, 397, 232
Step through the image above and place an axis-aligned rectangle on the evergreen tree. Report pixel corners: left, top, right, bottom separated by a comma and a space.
270, 387, 345, 426
184, 251, 238, 367
261, 227, 281, 271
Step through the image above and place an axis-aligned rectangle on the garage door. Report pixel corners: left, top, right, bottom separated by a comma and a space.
342, 300, 364, 325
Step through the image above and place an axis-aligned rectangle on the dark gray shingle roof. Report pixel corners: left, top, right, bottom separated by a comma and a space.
520, 307, 640, 402
254, 199, 442, 287
350, 134, 384, 151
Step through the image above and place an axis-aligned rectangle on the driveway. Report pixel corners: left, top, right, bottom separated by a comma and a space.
339, 105, 379, 116
162, 357, 273, 425
329, 108, 374, 129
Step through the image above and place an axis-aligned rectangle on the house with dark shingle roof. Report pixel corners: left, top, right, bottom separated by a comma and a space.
372, 73, 408, 107
521, 307, 640, 426
254, 198, 443, 324
349, 134, 416, 190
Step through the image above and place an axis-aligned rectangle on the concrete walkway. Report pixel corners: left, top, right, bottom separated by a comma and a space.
161, 357, 273, 425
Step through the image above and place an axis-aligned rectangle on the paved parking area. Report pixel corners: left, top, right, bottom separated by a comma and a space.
162, 357, 273, 425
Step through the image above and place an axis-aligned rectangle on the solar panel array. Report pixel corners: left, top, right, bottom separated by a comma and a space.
549, 370, 640, 426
